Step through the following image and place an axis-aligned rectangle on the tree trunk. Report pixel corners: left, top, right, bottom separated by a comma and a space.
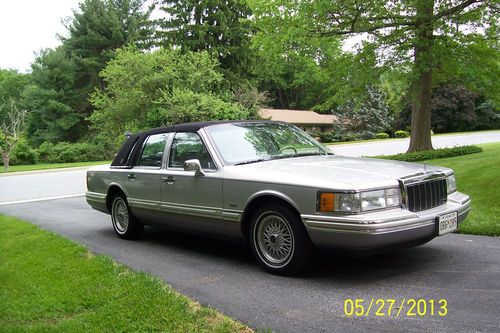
2, 153, 9, 171
407, 0, 434, 153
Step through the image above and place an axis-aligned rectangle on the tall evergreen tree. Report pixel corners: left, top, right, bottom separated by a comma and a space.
26, 0, 154, 144
62, 0, 154, 91
155, 0, 254, 78
25, 47, 83, 145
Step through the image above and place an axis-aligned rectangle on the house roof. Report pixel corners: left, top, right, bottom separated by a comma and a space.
259, 108, 336, 125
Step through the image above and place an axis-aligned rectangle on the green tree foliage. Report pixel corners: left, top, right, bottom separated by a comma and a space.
396, 83, 500, 133
155, 0, 254, 78
0, 70, 30, 105
250, 0, 334, 109
63, 0, 154, 91
313, 47, 384, 113
256, 0, 497, 151
90, 47, 257, 147
24, 0, 154, 146
250, 1, 384, 112
25, 48, 84, 145
432, 32, 500, 108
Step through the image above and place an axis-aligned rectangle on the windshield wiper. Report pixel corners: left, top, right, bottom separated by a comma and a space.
234, 158, 269, 166
287, 151, 333, 158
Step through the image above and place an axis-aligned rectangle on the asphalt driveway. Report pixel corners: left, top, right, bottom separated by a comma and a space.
1, 195, 499, 332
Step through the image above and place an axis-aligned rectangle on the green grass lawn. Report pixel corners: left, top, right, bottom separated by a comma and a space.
0, 160, 111, 174
0, 215, 250, 333
422, 142, 500, 236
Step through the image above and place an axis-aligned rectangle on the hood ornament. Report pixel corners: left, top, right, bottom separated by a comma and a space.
423, 161, 428, 174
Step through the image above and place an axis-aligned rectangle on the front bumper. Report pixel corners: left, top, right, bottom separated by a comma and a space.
302, 191, 470, 251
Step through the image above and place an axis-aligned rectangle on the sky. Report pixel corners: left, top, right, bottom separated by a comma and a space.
0, 0, 82, 72
0, 0, 363, 73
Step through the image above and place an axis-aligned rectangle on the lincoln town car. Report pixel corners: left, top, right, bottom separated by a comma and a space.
86, 121, 470, 275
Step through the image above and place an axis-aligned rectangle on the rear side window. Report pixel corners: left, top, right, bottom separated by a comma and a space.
137, 133, 168, 167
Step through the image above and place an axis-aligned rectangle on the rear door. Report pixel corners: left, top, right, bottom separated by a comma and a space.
124, 132, 169, 222
160, 131, 225, 234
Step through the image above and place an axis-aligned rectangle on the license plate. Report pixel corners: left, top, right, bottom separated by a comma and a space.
437, 212, 458, 236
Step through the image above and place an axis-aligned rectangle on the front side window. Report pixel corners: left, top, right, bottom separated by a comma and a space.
168, 132, 216, 170
137, 133, 168, 167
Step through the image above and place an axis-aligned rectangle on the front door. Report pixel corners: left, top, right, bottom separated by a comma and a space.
160, 132, 225, 235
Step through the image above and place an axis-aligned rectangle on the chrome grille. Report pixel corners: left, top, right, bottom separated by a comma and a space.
406, 178, 447, 212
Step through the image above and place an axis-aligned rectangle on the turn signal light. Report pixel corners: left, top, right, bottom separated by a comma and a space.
319, 193, 335, 211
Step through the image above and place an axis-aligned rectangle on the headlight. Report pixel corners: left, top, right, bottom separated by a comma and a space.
318, 188, 401, 213
446, 174, 457, 194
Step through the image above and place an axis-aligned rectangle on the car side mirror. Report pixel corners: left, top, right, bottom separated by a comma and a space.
184, 159, 204, 176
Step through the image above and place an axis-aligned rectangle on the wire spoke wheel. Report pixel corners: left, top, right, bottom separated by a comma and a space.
255, 213, 295, 267
112, 197, 129, 233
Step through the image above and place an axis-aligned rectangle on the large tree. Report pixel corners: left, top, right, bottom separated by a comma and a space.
90, 47, 257, 147
0, 100, 26, 170
155, 0, 254, 78
250, 1, 384, 111
25, 47, 83, 145
25, 0, 154, 144
256, 0, 497, 151
62, 0, 153, 91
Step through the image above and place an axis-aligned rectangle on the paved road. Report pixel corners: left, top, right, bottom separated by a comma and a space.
329, 131, 500, 157
0, 167, 88, 204
1, 170, 499, 332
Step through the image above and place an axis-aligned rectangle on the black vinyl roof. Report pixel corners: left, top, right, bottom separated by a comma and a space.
111, 120, 281, 167
140, 120, 279, 135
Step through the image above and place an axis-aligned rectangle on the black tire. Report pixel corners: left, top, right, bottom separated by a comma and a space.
110, 193, 144, 240
249, 203, 313, 275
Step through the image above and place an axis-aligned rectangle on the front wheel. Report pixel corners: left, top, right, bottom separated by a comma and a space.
250, 203, 313, 275
111, 194, 144, 240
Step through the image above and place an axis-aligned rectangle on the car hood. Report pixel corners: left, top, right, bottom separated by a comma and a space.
223, 155, 451, 191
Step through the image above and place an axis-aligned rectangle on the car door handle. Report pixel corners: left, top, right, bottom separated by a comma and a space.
127, 173, 136, 181
161, 176, 175, 184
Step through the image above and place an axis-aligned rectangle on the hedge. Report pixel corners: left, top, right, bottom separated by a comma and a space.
374, 145, 483, 162
37, 142, 109, 163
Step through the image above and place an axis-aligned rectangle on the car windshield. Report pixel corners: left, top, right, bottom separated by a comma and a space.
205, 122, 332, 165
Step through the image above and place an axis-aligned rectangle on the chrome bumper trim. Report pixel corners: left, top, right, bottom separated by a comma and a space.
86, 191, 106, 203
302, 192, 470, 236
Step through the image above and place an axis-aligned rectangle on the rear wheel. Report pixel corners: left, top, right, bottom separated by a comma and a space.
250, 203, 313, 275
111, 194, 143, 240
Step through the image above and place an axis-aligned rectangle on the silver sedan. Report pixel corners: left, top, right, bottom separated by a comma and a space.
86, 121, 470, 275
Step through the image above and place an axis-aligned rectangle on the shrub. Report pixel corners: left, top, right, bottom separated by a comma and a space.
375, 132, 389, 139
314, 131, 339, 143
37, 142, 108, 163
332, 86, 393, 135
10, 140, 38, 165
341, 133, 360, 142
359, 131, 376, 140
394, 130, 410, 138
374, 145, 483, 162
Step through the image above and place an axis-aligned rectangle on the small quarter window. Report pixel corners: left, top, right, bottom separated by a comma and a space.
138, 133, 168, 167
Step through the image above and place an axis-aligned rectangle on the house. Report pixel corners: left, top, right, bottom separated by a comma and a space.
258, 108, 337, 133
